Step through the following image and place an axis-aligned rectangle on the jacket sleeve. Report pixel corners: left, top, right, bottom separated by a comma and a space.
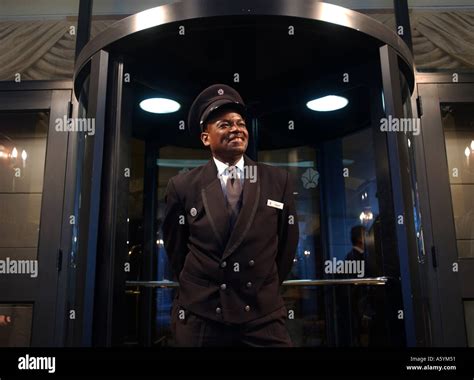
276, 171, 299, 284
162, 177, 189, 280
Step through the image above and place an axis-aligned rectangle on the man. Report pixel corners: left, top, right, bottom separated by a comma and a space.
162, 84, 299, 347
345, 225, 367, 263
345, 225, 374, 346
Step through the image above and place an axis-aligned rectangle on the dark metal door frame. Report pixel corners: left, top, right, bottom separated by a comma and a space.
378, 45, 422, 347
417, 78, 474, 346
0, 82, 72, 346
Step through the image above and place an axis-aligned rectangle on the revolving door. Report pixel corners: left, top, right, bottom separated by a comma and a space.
72, 0, 425, 347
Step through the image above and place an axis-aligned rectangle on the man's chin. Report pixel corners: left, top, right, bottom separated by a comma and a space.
221, 147, 245, 157
225, 140, 246, 149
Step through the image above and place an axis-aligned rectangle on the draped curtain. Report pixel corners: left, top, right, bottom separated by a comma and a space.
0, 20, 115, 81
0, 12, 473, 81
371, 11, 474, 70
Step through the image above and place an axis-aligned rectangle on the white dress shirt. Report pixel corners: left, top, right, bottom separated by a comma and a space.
213, 155, 245, 199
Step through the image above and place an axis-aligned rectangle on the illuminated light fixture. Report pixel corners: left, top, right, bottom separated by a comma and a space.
11, 147, 18, 158
471, 140, 474, 151
304, 250, 311, 256
465, 147, 471, 157
140, 98, 180, 114
306, 95, 348, 112
359, 211, 374, 223
21, 150, 27, 160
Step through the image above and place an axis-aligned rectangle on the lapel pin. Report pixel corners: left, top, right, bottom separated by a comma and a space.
190, 207, 197, 217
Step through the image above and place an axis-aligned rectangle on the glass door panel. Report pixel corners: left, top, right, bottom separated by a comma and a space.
0, 88, 70, 346
442, 102, 474, 259
0, 111, 48, 263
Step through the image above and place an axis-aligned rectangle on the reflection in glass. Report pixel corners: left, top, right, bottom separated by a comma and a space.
400, 72, 426, 264
259, 146, 319, 281
442, 103, 474, 258
464, 300, 474, 347
123, 143, 210, 345
64, 74, 89, 345
0, 111, 48, 261
259, 147, 324, 346
0, 304, 32, 347
323, 128, 389, 347
155, 146, 211, 345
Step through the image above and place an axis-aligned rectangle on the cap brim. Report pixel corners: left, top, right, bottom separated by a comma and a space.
200, 100, 246, 130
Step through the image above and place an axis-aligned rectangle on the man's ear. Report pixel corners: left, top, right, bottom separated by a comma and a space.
200, 131, 210, 147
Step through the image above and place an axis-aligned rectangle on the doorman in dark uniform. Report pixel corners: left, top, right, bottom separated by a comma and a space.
162, 84, 299, 347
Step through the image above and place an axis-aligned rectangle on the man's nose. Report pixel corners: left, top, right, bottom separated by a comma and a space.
229, 122, 244, 132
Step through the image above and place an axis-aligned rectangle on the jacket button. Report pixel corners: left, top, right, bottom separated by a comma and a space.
220, 283, 227, 290
190, 207, 197, 217
220, 261, 227, 268
245, 305, 251, 312
248, 260, 255, 267
216, 307, 222, 314
246, 281, 252, 288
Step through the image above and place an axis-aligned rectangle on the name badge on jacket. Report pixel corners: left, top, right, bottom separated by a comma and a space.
267, 199, 284, 210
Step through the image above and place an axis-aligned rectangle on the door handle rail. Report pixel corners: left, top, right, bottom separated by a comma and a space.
125, 276, 389, 288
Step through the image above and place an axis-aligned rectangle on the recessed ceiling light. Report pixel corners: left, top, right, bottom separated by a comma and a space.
306, 95, 348, 112
139, 98, 180, 114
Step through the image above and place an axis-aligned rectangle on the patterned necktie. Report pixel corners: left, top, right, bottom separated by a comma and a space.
226, 165, 243, 229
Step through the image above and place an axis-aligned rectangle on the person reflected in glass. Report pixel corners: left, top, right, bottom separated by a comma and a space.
345, 225, 375, 346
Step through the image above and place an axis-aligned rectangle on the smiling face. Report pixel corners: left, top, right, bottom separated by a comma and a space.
200, 107, 249, 165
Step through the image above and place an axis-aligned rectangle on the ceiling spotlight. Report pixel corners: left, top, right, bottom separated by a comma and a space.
306, 95, 348, 112
139, 98, 180, 114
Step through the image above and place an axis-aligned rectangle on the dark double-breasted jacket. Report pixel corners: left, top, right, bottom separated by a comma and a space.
162, 154, 299, 324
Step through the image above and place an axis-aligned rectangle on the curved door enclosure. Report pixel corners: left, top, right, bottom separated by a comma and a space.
70, 0, 444, 347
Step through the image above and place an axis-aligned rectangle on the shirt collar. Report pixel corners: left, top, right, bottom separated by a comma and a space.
213, 155, 244, 176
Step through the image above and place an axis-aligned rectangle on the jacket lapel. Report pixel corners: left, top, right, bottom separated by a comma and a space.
222, 155, 260, 260
200, 159, 230, 251
200, 154, 260, 259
